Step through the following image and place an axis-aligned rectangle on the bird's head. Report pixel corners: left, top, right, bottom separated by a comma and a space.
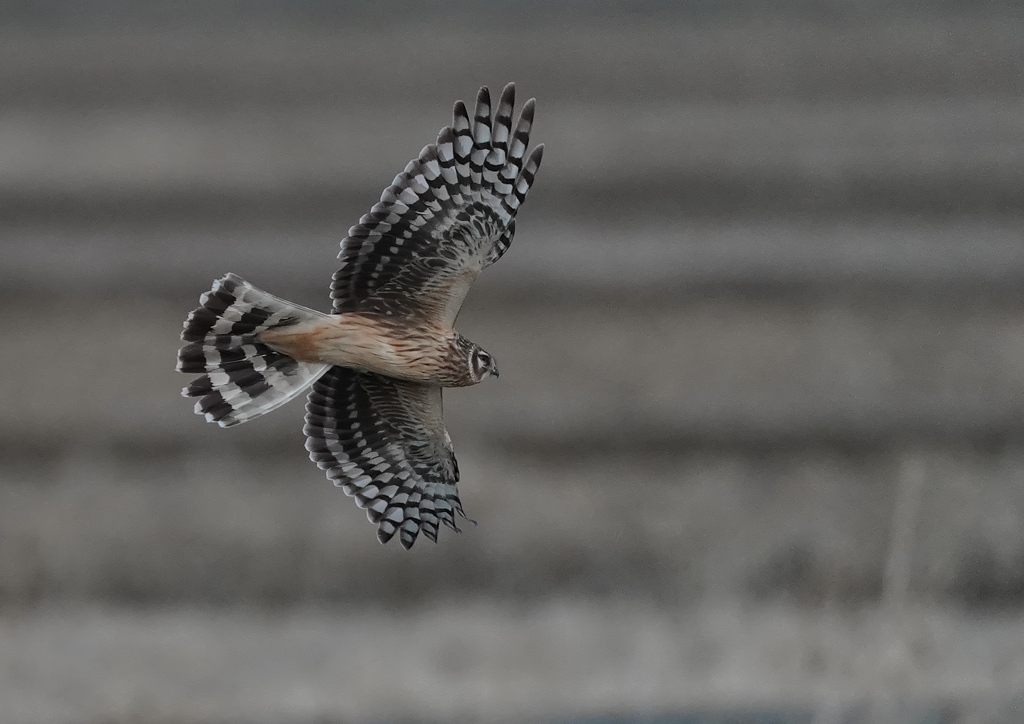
452, 335, 499, 384
470, 346, 499, 382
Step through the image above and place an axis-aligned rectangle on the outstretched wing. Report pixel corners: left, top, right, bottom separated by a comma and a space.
331, 83, 544, 327
304, 366, 469, 548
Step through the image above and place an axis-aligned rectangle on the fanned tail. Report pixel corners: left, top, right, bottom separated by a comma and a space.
177, 273, 329, 427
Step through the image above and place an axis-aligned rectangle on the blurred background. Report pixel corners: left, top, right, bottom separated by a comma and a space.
1, 2, 1023, 722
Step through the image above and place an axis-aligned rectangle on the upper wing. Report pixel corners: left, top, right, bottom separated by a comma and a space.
304, 366, 469, 549
330, 83, 544, 327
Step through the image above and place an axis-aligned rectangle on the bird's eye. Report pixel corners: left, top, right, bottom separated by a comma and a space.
472, 350, 492, 376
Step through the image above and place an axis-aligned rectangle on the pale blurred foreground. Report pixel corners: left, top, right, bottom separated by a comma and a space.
1, 4, 1024, 723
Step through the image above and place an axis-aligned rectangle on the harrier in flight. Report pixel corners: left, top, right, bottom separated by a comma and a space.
177, 84, 543, 549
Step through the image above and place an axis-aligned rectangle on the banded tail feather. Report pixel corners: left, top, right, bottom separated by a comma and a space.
177, 273, 329, 427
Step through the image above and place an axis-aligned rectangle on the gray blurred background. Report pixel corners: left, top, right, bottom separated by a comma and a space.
1, 2, 1023, 723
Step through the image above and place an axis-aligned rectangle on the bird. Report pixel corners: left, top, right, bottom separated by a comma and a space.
176, 84, 543, 549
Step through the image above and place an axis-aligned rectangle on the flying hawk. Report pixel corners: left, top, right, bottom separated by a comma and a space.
176, 84, 543, 549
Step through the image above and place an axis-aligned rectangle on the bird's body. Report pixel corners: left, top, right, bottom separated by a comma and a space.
176, 83, 543, 548
258, 313, 478, 387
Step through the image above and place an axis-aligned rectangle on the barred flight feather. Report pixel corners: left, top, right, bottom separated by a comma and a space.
304, 367, 468, 549
330, 82, 544, 326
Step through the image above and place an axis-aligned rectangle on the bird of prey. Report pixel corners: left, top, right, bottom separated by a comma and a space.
176, 84, 543, 549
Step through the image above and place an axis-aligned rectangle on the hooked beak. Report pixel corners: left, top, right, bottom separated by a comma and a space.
491, 364, 500, 378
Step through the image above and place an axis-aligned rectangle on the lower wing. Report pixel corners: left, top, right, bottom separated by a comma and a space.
303, 366, 468, 548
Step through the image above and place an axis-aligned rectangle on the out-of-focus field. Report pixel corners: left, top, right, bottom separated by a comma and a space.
2, 6, 1024, 723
